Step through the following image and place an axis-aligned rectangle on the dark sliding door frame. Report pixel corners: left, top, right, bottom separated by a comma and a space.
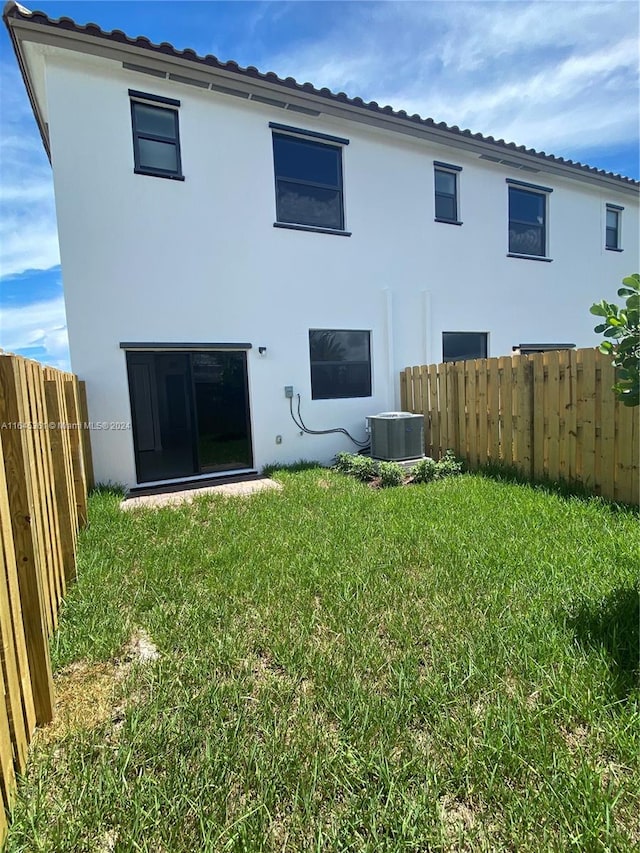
125, 347, 253, 484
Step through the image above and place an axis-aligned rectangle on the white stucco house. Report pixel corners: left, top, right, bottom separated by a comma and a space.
5, 2, 639, 491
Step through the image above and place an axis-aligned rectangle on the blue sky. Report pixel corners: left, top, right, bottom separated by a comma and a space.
1, 0, 638, 371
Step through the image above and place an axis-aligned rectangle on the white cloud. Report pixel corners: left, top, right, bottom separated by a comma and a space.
0, 63, 60, 278
0, 295, 69, 371
266, 0, 639, 162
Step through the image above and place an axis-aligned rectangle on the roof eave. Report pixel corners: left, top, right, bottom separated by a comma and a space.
4, 2, 639, 197
4, 4, 51, 161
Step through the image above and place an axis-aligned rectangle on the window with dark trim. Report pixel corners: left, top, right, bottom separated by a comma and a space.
442, 332, 488, 363
605, 205, 622, 250
508, 186, 547, 257
273, 132, 345, 231
309, 330, 371, 399
434, 162, 461, 223
130, 90, 183, 179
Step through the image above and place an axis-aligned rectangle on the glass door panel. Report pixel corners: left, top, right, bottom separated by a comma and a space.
192, 352, 253, 473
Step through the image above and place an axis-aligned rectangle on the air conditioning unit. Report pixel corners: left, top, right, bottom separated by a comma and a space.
367, 412, 424, 461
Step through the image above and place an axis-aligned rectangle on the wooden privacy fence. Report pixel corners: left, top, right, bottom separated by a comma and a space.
400, 348, 638, 505
0, 353, 93, 844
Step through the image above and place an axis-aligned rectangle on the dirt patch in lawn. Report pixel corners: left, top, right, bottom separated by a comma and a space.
34, 629, 159, 746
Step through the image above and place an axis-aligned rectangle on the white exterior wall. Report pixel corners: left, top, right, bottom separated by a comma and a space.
41, 53, 639, 488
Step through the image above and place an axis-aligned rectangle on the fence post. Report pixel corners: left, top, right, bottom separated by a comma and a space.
0, 357, 54, 725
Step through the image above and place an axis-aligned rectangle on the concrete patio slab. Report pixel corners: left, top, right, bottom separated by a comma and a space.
120, 477, 282, 511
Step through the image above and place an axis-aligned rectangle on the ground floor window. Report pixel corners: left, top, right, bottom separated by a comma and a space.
442, 332, 488, 363
309, 329, 371, 399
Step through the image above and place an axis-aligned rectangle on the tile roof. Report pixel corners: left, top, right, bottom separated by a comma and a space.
4, 1, 638, 189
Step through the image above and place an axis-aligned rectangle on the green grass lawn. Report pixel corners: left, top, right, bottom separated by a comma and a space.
5, 468, 639, 852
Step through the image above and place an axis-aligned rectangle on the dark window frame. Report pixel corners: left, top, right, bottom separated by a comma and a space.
434, 162, 462, 224
605, 204, 623, 251
513, 343, 575, 355
507, 184, 549, 258
272, 131, 346, 232
309, 329, 372, 400
442, 331, 488, 363
129, 91, 183, 180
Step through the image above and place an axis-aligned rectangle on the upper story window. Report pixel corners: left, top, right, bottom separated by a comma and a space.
507, 179, 553, 261
129, 90, 183, 180
309, 329, 371, 399
605, 204, 623, 251
442, 332, 488, 363
434, 161, 462, 224
271, 123, 349, 235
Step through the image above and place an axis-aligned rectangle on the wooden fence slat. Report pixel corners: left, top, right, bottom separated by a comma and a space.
0, 784, 8, 850
499, 357, 513, 466
615, 401, 634, 504
428, 365, 439, 458
438, 364, 448, 455
400, 369, 408, 412
0, 358, 54, 726
477, 360, 488, 466
445, 363, 458, 455
0, 421, 36, 753
0, 554, 21, 799
631, 400, 639, 506
0, 513, 31, 773
466, 362, 477, 468
77, 381, 95, 491
599, 351, 616, 500
515, 355, 533, 478
564, 350, 578, 483
546, 351, 561, 482
54, 375, 79, 551
64, 381, 88, 527
487, 358, 500, 463
457, 361, 467, 462
532, 353, 545, 479
44, 382, 76, 583
579, 349, 597, 491
412, 366, 422, 415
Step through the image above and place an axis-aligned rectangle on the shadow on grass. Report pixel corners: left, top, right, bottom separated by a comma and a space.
262, 459, 324, 476
474, 462, 638, 515
566, 587, 639, 699
90, 482, 127, 498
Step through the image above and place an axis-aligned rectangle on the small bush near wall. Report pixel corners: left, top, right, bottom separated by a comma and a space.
333, 451, 463, 488
411, 457, 439, 483
378, 461, 405, 488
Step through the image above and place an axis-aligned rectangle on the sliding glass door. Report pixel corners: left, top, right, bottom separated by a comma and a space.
126, 350, 252, 483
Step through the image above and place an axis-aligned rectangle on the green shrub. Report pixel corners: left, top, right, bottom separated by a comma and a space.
349, 455, 379, 482
333, 452, 355, 475
378, 461, 405, 488
410, 457, 438, 483
333, 452, 378, 480
436, 449, 463, 478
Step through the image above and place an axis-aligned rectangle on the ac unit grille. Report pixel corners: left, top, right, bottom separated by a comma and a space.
368, 412, 424, 461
